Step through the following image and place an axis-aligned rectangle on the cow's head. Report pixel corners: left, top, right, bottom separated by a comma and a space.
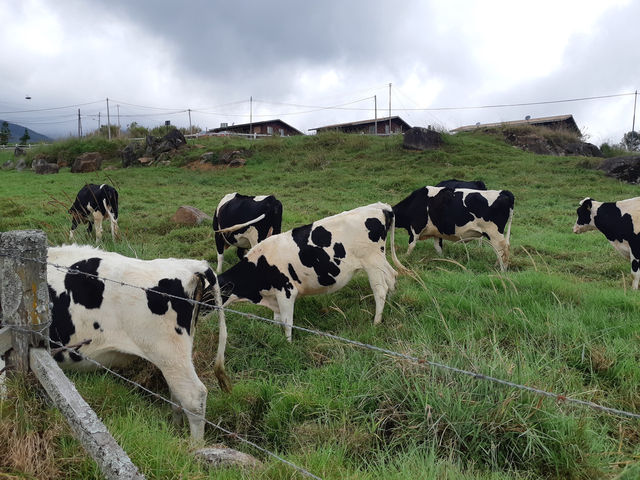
573, 197, 596, 233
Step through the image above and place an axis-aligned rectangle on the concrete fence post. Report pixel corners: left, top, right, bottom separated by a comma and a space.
0, 230, 50, 374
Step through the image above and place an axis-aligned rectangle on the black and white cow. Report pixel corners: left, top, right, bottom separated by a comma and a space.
47, 245, 230, 441
573, 196, 640, 289
392, 186, 514, 270
69, 184, 119, 241
213, 193, 283, 273
217, 202, 407, 342
434, 179, 488, 252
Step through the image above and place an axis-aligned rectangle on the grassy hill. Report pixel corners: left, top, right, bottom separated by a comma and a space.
1, 132, 639, 479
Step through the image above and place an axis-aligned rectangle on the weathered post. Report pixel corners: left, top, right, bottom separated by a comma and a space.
0, 230, 50, 374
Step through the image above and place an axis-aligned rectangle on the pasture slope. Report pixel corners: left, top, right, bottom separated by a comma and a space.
0, 131, 639, 479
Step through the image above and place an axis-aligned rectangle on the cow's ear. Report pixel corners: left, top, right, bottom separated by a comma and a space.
581, 198, 593, 211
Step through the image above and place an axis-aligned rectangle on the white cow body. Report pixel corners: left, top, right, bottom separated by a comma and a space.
47, 245, 229, 440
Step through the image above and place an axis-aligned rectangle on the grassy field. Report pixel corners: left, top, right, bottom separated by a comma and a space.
1, 132, 639, 479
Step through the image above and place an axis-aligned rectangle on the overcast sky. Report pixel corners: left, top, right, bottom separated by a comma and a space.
1, 0, 638, 145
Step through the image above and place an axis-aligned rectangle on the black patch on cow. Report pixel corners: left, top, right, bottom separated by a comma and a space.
365, 217, 387, 242
146, 278, 193, 335
64, 258, 104, 309
93, 322, 100, 330
175, 327, 183, 335
576, 199, 593, 227
218, 255, 294, 304
393, 188, 430, 242
436, 179, 487, 190
288, 263, 301, 283
311, 226, 332, 247
48, 285, 74, 362
292, 223, 341, 286
333, 242, 346, 264
593, 202, 640, 260
633, 259, 640, 272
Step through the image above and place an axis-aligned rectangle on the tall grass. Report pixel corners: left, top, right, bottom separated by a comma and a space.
1, 132, 639, 479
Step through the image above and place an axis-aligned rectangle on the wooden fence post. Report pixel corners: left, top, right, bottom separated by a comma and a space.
0, 230, 50, 373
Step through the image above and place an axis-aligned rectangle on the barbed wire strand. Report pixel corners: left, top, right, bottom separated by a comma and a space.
1, 249, 639, 421
3, 323, 322, 480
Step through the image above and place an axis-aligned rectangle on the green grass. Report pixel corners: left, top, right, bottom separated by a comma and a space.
1, 132, 639, 479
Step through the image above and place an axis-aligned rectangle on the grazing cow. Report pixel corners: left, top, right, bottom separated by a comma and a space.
392, 186, 514, 270
217, 202, 407, 342
573, 196, 640, 289
434, 179, 488, 252
47, 245, 230, 441
213, 193, 283, 273
69, 184, 119, 241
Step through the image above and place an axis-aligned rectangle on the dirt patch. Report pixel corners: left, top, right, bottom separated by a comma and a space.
183, 160, 228, 171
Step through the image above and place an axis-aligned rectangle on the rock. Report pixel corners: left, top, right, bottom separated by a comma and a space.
171, 206, 212, 225
32, 156, 59, 174
14, 146, 26, 157
15, 159, 27, 171
403, 127, 444, 150
122, 141, 145, 168
138, 156, 154, 165
2, 160, 14, 170
228, 157, 246, 168
219, 150, 251, 164
193, 446, 262, 470
564, 141, 602, 157
201, 152, 215, 163
598, 155, 640, 184
71, 152, 102, 173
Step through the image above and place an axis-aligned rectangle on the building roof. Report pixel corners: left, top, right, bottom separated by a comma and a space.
310, 116, 411, 131
450, 114, 580, 135
209, 119, 303, 135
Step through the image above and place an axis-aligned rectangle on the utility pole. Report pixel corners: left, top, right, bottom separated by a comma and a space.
117, 104, 121, 136
77, 109, 82, 138
188, 109, 192, 135
388, 83, 392, 135
98, 112, 101, 130
633, 90, 638, 134
249, 96, 253, 135
106, 98, 111, 140
374, 95, 378, 135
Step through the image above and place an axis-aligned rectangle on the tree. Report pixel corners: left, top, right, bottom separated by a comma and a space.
0, 121, 9, 145
622, 130, 640, 151
19, 128, 30, 145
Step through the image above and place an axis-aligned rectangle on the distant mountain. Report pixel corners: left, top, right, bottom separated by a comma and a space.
0, 120, 52, 144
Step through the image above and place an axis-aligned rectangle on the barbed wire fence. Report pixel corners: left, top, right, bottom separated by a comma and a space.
2, 243, 640, 478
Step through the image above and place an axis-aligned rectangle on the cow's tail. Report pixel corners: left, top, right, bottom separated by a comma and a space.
213, 213, 266, 234
211, 275, 232, 393
389, 211, 410, 275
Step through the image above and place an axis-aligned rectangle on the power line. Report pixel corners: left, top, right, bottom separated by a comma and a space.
0, 100, 104, 114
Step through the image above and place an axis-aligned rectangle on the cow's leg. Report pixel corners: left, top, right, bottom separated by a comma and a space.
406, 228, 418, 256
488, 235, 509, 271
433, 238, 443, 255
215, 233, 226, 273
159, 361, 207, 441
631, 258, 640, 290
70, 218, 79, 240
92, 211, 104, 241
276, 291, 297, 342
365, 261, 396, 325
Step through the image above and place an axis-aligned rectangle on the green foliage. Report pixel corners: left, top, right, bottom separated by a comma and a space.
599, 141, 628, 157
0, 121, 10, 145
19, 128, 30, 144
2, 131, 640, 479
150, 124, 177, 137
126, 121, 149, 138
621, 130, 640, 151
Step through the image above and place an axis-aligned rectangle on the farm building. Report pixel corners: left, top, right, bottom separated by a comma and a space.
310, 116, 411, 135
450, 114, 582, 136
209, 119, 303, 136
